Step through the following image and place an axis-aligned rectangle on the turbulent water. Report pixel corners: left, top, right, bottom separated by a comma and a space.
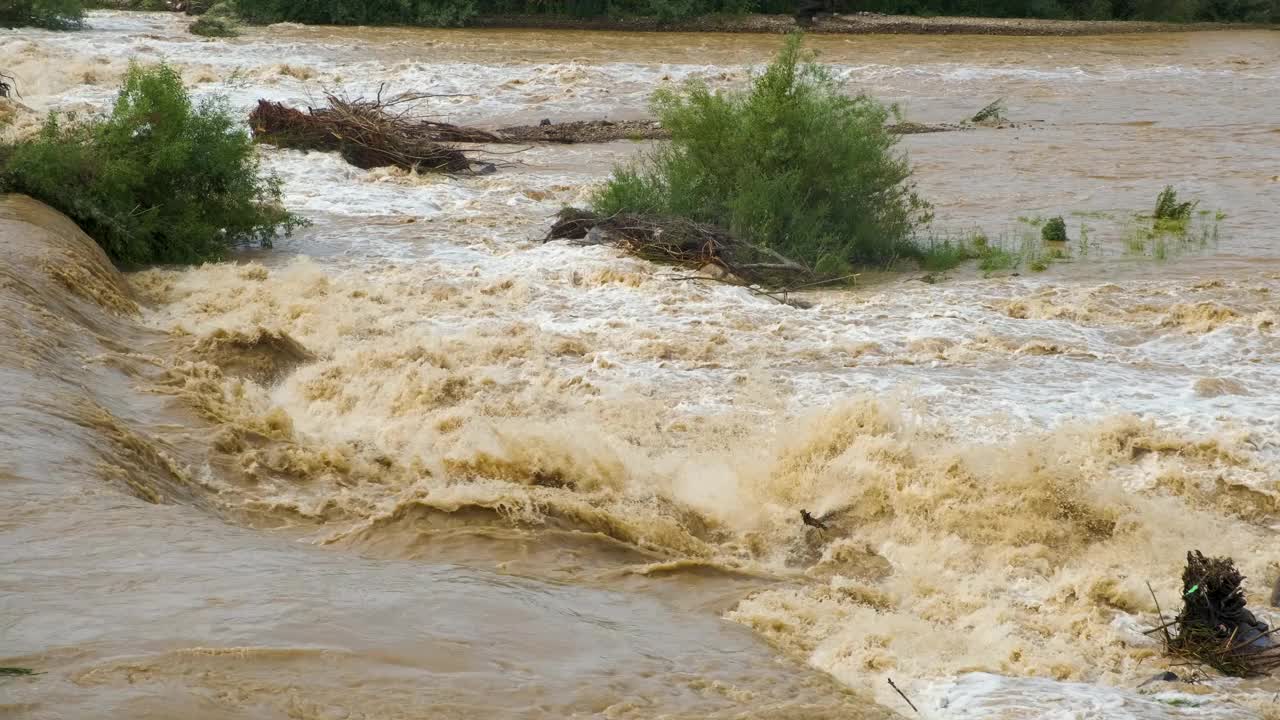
3, 11, 1280, 719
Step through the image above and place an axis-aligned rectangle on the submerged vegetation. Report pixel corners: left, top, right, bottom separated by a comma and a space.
915, 185, 1220, 277
0, 0, 85, 29
593, 35, 930, 274
0, 63, 301, 265
189, 2, 239, 35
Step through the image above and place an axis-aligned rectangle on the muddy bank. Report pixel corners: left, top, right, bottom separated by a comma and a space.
465, 12, 1266, 35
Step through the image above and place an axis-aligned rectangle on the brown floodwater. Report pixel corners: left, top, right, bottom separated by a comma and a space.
2, 11, 1279, 719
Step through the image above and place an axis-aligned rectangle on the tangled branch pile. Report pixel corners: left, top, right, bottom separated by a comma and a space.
249, 92, 494, 173
545, 208, 812, 287
1156, 551, 1280, 676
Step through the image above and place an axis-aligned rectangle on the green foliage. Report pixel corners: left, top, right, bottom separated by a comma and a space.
977, 246, 1019, 272
96, 0, 172, 9
234, 0, 483, 26
970, 98, 1006, 123
1154, 185, 1196, 222
190, 14, 238, 35
228, 0, 1277, 23
1124, 189, 1219, 261
593, 35, 930, 271
1, 63, 301, 266
1041, 215, 1068, 242
0, 0, 85, 29
918, 238, 978, 271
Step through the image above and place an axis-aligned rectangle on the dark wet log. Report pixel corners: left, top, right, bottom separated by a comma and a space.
497, 119, 668, 144
495, 118, 971, 144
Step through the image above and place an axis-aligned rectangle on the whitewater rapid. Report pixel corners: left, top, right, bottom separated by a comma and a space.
3, 11, 1280, 719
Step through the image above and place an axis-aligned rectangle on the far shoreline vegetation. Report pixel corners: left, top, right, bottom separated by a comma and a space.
1, 0, 1274, 31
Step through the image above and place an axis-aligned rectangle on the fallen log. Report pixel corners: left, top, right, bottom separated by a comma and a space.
497, 119, 668, 144
248, 94, 486, 174
248, 91, 987, 159
496, 118, 967, 143
544, 208, 812, 287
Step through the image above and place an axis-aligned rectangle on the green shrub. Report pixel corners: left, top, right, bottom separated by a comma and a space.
1041, 216, 1068, 242
1, 63, 301, 266
0, 0, 85, 29
1153, 185, 1196, 221
918, 239, 975, 272
592, 35, 930, 271
978, 246, 1019, 273
190, 14, 237, 35
969, 98, 1006, 124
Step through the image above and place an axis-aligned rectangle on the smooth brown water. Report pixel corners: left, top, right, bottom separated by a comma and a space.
3, 12, 1280, 719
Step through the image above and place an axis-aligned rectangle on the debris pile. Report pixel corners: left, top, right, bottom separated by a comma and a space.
1153, 551, 1280, 677
248, 94, 989, 168
544, 208, 813, 287
249, 92, 490, 173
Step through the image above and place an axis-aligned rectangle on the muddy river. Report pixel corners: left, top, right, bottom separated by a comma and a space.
2, 11, 1279, 719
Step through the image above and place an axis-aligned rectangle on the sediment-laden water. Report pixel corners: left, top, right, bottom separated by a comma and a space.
2, 12, 1279, 719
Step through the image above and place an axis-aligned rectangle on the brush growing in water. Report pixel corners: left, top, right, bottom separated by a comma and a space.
0, 62, 301, 265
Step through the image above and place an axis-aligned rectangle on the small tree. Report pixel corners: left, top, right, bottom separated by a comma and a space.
2, 63, 301, 265
0, 0, 84, 29
592, 35, 930, 272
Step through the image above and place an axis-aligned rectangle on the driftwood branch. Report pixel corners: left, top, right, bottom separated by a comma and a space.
0, 71, 17, 99
887, 678, 919, 714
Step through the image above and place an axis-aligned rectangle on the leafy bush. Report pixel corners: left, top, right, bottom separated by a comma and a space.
1153, 186, 1196, 221
0, 0, 85, 29
1041, 216, 1068, 242
0, 63, 301, 265
592, 35, 930, 271
190, 14, 237, 35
